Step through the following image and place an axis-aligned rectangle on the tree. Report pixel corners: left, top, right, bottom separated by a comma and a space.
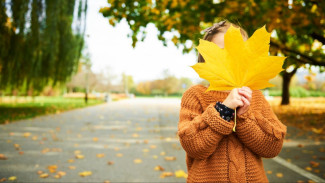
0, 0, 88, 95
100, 0, 325, 105
122, 73, 135, 95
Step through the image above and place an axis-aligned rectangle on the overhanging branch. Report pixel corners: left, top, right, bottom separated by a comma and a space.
270, 40, 325, 66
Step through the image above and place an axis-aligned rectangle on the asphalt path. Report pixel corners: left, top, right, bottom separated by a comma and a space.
0, 98, 324, 183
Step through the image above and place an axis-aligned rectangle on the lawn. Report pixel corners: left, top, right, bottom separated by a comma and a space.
0, 96, 105, 124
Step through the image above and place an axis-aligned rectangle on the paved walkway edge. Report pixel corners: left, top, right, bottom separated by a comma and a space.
273, 156, 325, 182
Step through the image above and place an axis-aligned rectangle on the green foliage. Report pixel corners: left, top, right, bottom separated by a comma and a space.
0, 0, 88, 94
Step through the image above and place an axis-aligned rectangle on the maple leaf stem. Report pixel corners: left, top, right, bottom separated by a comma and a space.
233, 108, 236, 132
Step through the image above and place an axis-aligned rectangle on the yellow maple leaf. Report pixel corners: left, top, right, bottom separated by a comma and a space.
191, 24, 285, 91
191, 24, 285, 132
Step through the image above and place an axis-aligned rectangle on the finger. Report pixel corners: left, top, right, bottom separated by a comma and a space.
241, 86, 252, 95
237, 98, 244, 107
238, 89, 252, 101
241, 95, 250, 106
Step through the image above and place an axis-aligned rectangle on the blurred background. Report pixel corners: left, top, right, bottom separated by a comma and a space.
0, 0, 325, 182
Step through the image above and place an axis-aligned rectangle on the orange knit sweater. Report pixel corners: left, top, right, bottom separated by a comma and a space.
177, 84, 287, 183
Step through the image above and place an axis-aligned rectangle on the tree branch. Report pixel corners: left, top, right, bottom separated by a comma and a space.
270, 40, 325, 66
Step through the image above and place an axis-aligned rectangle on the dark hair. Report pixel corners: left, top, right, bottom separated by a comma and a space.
197, 20, 249, 63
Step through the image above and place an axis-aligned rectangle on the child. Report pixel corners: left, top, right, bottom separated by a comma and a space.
177, 20, 287, 183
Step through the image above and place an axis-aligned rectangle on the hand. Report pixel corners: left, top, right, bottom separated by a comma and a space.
222, 88, 244, 110
237, 86, 252, 116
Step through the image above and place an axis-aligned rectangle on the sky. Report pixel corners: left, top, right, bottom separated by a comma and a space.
85, 0, 201, 85
85, 0, 324, 85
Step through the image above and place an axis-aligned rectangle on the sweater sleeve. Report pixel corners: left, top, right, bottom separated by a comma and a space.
177, 88, 235, 160
235, 90, 287, 158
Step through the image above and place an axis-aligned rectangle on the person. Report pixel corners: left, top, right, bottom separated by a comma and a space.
177, 20, 287, 183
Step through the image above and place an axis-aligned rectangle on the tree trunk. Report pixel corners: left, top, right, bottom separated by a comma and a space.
85, 92, 88, 104
281, 67, 298, 105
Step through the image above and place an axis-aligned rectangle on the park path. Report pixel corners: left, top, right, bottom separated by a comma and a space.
0, 98, 324, 182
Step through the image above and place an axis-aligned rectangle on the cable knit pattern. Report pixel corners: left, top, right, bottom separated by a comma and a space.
177, 84, 287, 183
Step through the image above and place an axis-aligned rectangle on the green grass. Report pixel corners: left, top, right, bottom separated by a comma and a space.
0, 96, 104, 124
266, 87, 325, 97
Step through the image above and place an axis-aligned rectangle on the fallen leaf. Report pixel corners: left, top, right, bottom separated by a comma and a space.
310, 161, 320, 168
116, 153, 123, 157
150, 145, 157, 149
41, 148, 50, 154
164, 156, 176, 161
154, 165, 165, 171
160, 172, 173, 178
79, 171, 92, 177
37, 170, 43, 175
39, 173, 49, 178
142, 149, 149, 152
14, 144, 20, 150
0, 178, 6, 182
152, 155, 158, 159
298, 144, 304, 148
68, 166, 76, 170
47, 165, 58, 173
23, 132, 31, 138
266, 170, 272, 174
305, 166, 312, 171
175, 170, 188, 178
107, 161, 114, 165
312, 128, 323, 134
67, 159, 74, 163
165, 137, 172, 141
276, 173, 283, 178
93, 137, 98, 142
96, 154, 105, 158
75, 154, 84, 159
0, 154, 8, 160
160, 152, 166, 156
134, 159, 142, 164
57, 171, 66, 176
54, 171, 66, 178
132, 133, 139, 138
114, 147, 119, 151
8, 176, 17, 181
